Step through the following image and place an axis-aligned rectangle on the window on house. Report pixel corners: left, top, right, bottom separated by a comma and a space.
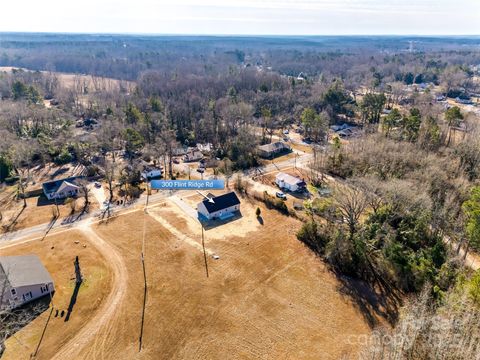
11, 288, 16, 295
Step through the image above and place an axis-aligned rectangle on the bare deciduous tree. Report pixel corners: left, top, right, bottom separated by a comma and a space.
334, 182, 368, 239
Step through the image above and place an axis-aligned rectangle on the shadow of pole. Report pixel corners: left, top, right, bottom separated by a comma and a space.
32, 306, 54, 358
201, 224, 209, 278
65, 256, 83, 322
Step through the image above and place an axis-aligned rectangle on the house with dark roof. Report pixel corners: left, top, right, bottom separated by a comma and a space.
197, 192, 241, 220
0, 255, 55, 310
257, 141, 291, 159
42, 177, 81, 200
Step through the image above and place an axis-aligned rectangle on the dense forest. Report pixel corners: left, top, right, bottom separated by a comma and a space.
1, 34, 480, 358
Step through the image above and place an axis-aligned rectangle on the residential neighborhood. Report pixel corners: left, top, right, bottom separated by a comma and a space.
1, 9, 480, 360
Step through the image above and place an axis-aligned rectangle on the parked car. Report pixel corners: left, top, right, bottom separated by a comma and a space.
283, 129, 289, 134
94, 182, 102, 188
173, 158, 180, 164
276, 191, 287, 200
196, 168, 205, 173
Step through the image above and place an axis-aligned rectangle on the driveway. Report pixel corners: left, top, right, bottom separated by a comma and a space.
90, 183, 107, 208
170, 195, 198, 220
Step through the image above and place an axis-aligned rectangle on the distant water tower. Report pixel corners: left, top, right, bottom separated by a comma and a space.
409, 41, 414, 53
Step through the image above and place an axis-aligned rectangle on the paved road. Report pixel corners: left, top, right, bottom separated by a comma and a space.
1, 150, 314, 246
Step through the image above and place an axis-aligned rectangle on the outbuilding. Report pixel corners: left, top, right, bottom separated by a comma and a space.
197, 192, 241, 220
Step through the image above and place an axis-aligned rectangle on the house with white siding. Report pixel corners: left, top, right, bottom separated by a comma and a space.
42, 177, 81, 200
275, 172, 306, 192
0, 255, 55, 310
197, 192, 241, 220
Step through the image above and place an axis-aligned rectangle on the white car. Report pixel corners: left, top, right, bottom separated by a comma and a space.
276, 191, 287, 200
283, 129, 289, 135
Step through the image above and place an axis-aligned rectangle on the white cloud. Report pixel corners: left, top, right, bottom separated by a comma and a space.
0, 0, 478, 34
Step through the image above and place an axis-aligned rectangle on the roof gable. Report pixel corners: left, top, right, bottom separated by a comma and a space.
57, 181, 80, 193
43, 176, 81, 194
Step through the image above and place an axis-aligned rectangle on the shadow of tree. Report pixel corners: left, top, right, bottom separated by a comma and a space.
335, 272, 402, 328
64, 281, 82, 322
1, 295, 52, 355
3, 204, 27, 232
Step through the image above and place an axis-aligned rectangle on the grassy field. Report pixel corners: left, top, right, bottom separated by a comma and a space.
81, 202, 372, 359
1, 230, 113, 360
1, 196, 377, 359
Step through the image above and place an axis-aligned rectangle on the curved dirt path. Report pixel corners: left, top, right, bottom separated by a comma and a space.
51, 222, 128, 360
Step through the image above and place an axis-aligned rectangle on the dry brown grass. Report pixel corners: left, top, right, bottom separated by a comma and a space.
1, 196, 99, 233
1, 230, 113, 360
75, 204, 373, 359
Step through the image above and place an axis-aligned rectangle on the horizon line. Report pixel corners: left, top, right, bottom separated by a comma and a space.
0, 31, 479, 38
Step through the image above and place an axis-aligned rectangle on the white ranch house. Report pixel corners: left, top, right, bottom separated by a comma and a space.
275, 172, 306, 192
141, 165, 163, 179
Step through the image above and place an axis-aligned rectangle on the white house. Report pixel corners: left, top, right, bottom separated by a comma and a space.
42, 177, 81, 200
0, 255, 55, 310
141, 165, 162, 179
197, 192, 241, 220
275, 172, 307, 192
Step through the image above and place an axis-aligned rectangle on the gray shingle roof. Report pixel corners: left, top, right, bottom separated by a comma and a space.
258, 141, 290, 153
42, 176, 81, 195
0, 255, 53, 288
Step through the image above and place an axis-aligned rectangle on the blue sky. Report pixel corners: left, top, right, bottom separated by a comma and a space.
1, 0, 479, 35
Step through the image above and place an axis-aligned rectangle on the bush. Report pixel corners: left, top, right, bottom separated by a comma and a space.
296, 221, 328, 254
86, 165, 99, 177
54, 148, 73, 165
0, 156, 12, 182
262, 191, 289, 215
4, 176, 19, 185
